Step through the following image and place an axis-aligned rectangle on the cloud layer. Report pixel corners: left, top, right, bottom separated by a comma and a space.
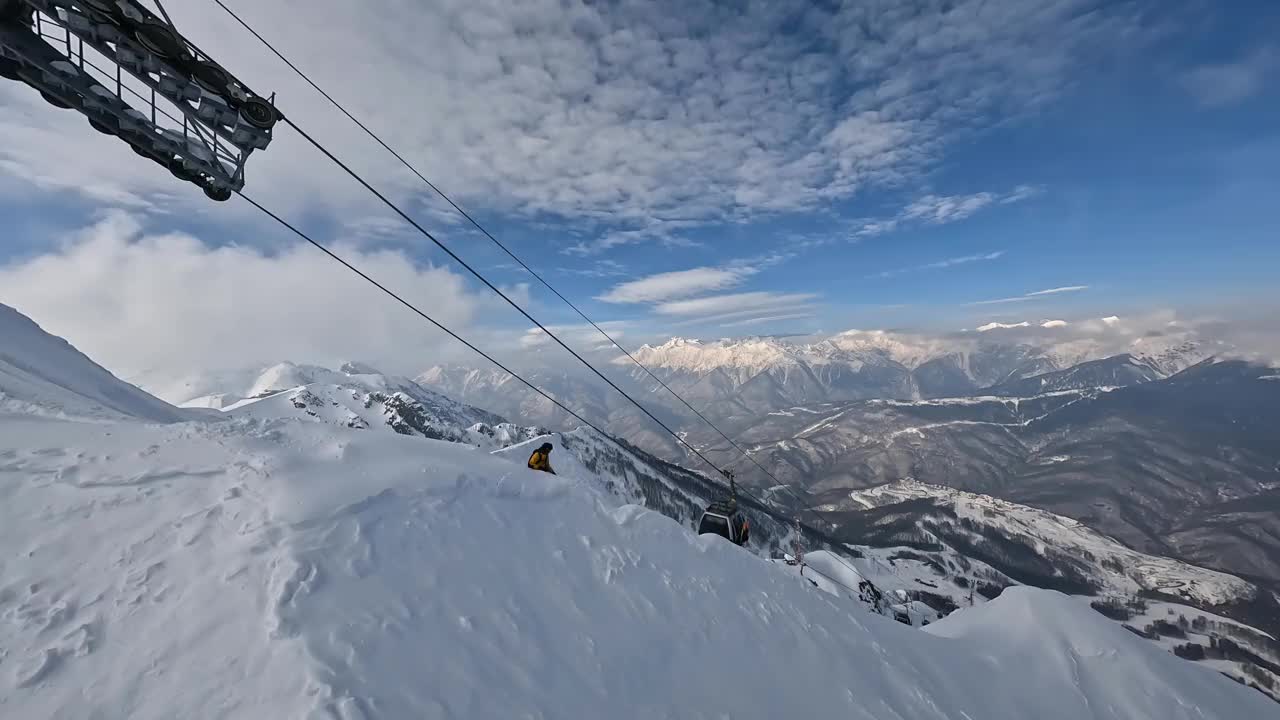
871, 251, 1006, 279
0, 212, 514, 397
0, 0, 1131, 240
853, 187, 1040, 239
596, 266, 751, 304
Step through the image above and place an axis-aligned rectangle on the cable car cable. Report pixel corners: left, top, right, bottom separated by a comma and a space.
235, 191, 617, 443
208, 0, 814, 511
246, 185, 874, 590
213, 0, 887, 579
238, 187, 824, 552
269, 112, 741, 486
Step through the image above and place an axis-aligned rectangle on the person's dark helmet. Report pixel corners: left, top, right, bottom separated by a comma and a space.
540, 442, 553, 452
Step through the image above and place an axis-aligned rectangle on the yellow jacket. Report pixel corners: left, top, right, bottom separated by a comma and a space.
528, 448, 555, 474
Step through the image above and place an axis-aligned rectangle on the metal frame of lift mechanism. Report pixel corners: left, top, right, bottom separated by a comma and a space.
0, 0, 277, 200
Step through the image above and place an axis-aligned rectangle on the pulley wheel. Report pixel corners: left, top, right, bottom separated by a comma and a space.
204, 185, 233, 202
40, 90, 73, 109
134, 20, 184, 59
192, 61, 231, 95
238, 96, 278, 129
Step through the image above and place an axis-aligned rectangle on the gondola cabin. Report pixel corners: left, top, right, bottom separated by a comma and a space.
698, 500, 749, 546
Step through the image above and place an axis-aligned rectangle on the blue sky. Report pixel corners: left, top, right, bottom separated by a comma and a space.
1, 0, 1277, 377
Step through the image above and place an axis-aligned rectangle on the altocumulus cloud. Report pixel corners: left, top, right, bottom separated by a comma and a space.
0, 0, 1136, 243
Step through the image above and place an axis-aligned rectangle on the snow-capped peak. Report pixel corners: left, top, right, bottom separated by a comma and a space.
246, 361, 343, 398
977, 322, 1032, 332
1126, 336, 1216, 375
629, 335, 797, 374
339, 361, 383, 376
822, 329, 950, 367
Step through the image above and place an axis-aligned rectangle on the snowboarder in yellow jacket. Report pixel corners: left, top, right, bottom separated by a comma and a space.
528, 442, 556, 475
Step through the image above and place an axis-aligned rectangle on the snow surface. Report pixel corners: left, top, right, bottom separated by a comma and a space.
0, 304, 187, 423
1071, 596, 1280, 699
179, 392, 244, 410
3, 415, 1277, 719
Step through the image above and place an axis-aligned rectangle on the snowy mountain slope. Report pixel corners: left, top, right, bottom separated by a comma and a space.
849, 480, 1257, 607
182, 360, 853, 592
184, 359, 849, 587
3, 414, 1277, 719
493, 429, 843, 576
3, 302, 1278, 715
731, 362, 1280, 585
988, 353, 1163, 396
0, 303, 188, 423
1127, 335, 1219, 375
1078, 595, 1280, 699
818, 483, 1280, 697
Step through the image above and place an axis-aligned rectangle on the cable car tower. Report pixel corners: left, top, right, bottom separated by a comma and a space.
0, 0, 277, 200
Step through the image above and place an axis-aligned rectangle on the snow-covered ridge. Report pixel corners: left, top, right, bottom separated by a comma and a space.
0, 303, 188, 423
198, 362, 546, 450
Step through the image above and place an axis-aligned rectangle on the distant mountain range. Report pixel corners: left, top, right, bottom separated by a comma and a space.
419, 329, 1218, 437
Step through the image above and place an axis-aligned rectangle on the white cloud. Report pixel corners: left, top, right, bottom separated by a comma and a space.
596, 253, 799, 311
1001, 185, 1042, 204
520, 321, 630, 350
666, 304, 818, 329
1041, 320, 1069, 328
655, 292, 817, 318
0, 0, 1135, 241
1182, 48, 1277, 108
904, 193, 997, 224
718, 313, 816, 328
1027, 286, 1089, 297
872, 251, 1005, 279
565, 221, 704, 256
0, 213, 511, 388
852, 219, 901, 239
1102, 316, 1121, 326
968, 285, 1089, 305
597, 266, 751, 304
853, 186, 1040, 239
